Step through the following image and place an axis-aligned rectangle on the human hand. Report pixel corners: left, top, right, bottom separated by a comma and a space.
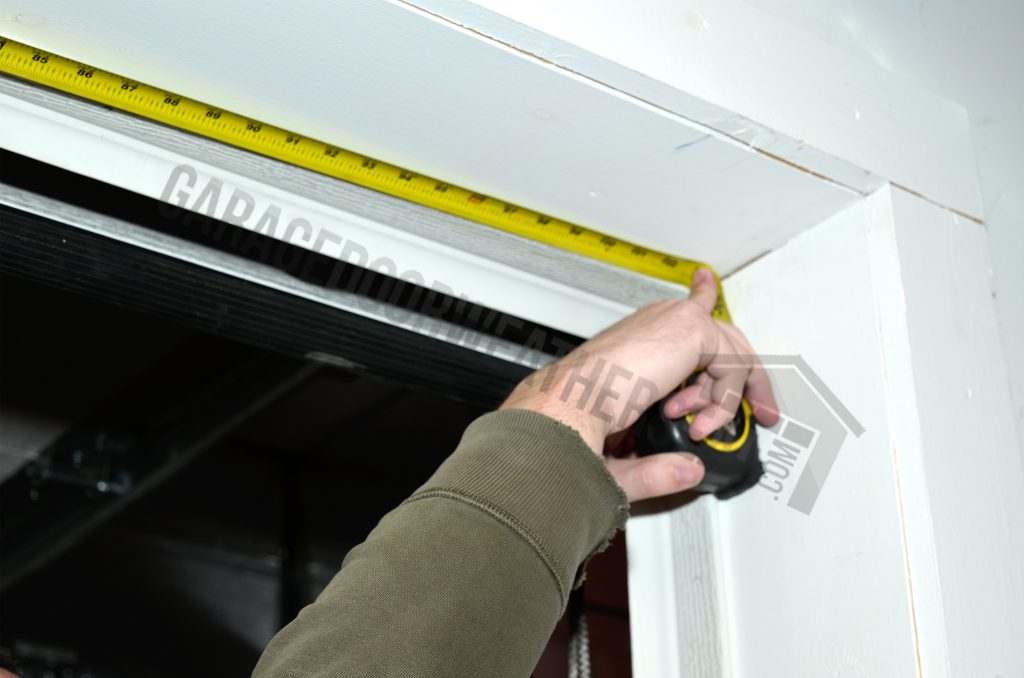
500, 268, 779, 502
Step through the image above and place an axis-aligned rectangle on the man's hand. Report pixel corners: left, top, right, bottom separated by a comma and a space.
501, 268, 779, 503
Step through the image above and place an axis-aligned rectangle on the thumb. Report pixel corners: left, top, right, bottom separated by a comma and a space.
605, 452, 705, 503
687, 267, 719, 315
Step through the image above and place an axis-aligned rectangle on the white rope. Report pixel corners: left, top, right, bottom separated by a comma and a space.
567, 589, 591, 678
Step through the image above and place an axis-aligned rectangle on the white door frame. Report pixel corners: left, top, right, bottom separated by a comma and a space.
3, 2, 1019, 675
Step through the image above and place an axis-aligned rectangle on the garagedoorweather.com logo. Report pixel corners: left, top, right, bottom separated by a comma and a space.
738, 355, 863, 515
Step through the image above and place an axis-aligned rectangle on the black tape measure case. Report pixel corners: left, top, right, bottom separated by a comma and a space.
634, 379, 762, 499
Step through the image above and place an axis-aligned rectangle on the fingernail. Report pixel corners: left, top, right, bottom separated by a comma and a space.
675, 453, 704, 485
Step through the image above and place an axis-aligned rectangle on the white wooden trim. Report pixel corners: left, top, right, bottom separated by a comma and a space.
627, 495, 730, 678
411, 0, 884, 199
627, 188, 1023, 676
883, 187, 1024, 676
625, 505, 686, 678
420, 0, 980, 219
864, 186, 949, 676
714, 196, 920, 676
0, 0, 859, 274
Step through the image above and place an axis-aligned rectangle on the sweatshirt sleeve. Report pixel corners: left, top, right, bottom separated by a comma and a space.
252, 408, 629, 678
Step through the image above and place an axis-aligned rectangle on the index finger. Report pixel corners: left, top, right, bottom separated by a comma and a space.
745, 365, 780, 427
718, 321, 780, 426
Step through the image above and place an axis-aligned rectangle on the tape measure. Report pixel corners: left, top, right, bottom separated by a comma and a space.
634, 375, 761, 499
0, 36, 731, 321
1, 36, 762, 497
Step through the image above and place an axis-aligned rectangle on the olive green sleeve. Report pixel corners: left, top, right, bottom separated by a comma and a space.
252, 408, 629, 678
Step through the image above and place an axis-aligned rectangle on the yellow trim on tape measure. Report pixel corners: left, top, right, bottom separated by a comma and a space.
0, 36, 730, 322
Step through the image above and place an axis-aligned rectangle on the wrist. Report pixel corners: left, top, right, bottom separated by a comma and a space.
500, 371, 610, 455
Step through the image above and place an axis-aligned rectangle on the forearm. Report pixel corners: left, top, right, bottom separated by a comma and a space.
252, 409, 628, 678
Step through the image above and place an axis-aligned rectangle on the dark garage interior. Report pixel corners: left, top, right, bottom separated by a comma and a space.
0, 271, 631, 677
